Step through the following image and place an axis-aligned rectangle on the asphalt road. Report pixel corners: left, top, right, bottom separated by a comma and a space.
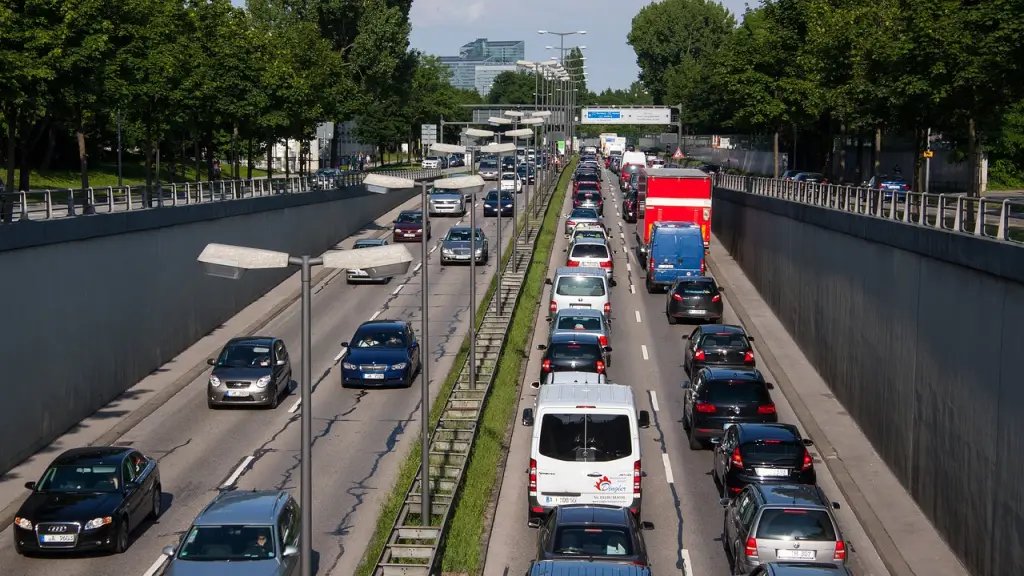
0, 180, 525, 576
482, 168, 892, 576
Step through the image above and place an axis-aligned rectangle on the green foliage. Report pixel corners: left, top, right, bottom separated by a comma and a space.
488, 71, 537, 105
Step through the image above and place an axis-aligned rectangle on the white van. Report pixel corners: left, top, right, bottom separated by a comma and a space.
522, 384, 651, 521
546, 267, 611, 320
620, 150, 647, 170
532, 372, 608, 386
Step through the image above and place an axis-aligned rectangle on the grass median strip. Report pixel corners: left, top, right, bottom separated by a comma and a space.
440, 157, 577, 574
354, 173, 562, 576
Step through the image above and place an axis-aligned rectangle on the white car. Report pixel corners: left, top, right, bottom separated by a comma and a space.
500, 172, 522, 193
421, 156, 442, 169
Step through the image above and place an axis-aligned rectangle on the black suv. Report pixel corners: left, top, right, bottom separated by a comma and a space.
712, 423, 816, 498
667, 277, 726, 324
683, 324, 755, 373
681, 367, 777, 450
533, 504, 653, 566
536, 333, 611, 381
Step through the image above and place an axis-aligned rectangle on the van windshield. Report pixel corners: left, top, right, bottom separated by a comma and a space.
539, 413, 633, 462
556, 276, 606, 297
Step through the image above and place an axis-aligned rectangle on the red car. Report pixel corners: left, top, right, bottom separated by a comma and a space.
392, 210, 431, 242
573, 173, 601, 194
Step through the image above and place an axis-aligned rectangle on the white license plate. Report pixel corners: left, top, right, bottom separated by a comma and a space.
755, 467, 789, 477
41, 535, 76, 543
363, 373, 385, 380
226, 390, 250, 397
454, 255, 469, 259
688, 309, 706, 315
405, 233, 416, 237
542, 496, 578, 505
569, 304, 590, 308
777, 549, 815, 560
657, 264, 673, 268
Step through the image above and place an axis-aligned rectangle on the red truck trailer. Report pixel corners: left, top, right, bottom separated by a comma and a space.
634, 168, 712, 261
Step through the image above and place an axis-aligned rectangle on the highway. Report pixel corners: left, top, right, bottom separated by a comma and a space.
482, 167, 893, 576
0, 178, 526, 576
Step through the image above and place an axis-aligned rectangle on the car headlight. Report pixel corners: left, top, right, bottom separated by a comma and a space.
414, 228, 422, 233
390, 362, 408, 370
343, 362, 357, 370
14, 517, 32, 530
255, 375, 271, 388
84, 517, 112, 530
209, 376, 221, 387
442, 248, 454, 255
475, 248, 483, 255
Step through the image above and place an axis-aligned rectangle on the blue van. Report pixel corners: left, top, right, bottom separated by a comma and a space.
644, 222, 706, 293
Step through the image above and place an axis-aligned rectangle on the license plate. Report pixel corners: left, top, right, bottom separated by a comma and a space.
454, 255, 469, 259
777, 549, 815, 560
755, 467, 789, 477
363, 373, 385, 380
657, 264, 672, 268
405, 233, 415, 237
543, 496, 578, 505
689, 309, 706, 315
40, 535, 76, 543
226, 390, 250, 397
570, 304, 590, 308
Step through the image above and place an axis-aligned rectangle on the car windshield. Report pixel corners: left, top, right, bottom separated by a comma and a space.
800, 173, 825, 180
553, 526, 633, 556
539, 413, 633, 462
502, 173, 515, 180
396, 213, 421, 224
481, 161, 497, 169
756, 509, 837, 541
352, 329, 406, 348
674, 281, 716, 295
354, 241, 383, 249
216, 344, 272, 368
446, 229, 480, 242
430, 188, 460, 195
742, 439, 804, 462
570, 208, 598, 219
486, 191, 513, 201
570, 244, 610, 259
176, 525, 278, 561
705, 381, 771, 404
35, 464, 121, 493
699, 333, 749, 348
556, 315, 603, 331
556, 276, 606, 296
426, 156, 442, 161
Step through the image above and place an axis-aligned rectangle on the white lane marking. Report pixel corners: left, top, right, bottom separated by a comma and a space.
429, 244, 438, 254
649, 390, 660, 412
629, 284, 635, 294
634, 310, 642, 323
369, 310, 382, 321
626, 263, 631, 272
455, 220, 463, 225
288, 398, 302, 413
141, 555, 168, 576
333, 346, 348, 362
681, 549, 694, 576
618, 221, 623, 228
641, 345, 649, 360
662, 453, 675, 484
413, 262, 423, 273
392, 284, 403, 295
222, 455, 254, 488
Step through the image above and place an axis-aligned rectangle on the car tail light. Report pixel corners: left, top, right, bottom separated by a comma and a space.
549, 301, 557, 313
603, 302, 611, 314
596, 360, 606, 373
744, 349, 755, 362
833, 540, 846, 561
566, 220, 576, 227
802, 449, 814, 471
700, 259, 706, 275
695, 401, 716, 413
598, 335, 608, 346
672, 293, 683, 301
694, 349, 705, 360
758, 404, 776, 415
599, 261, 612, 268
529, 458, 537, 494
731, 447, 744, 468
901, 184, 909, 191
633, 460, 641, 494
745, 537, 758, 558
567, 259, 580, 267
542, 359, 552, 372
712, 294, 721, 303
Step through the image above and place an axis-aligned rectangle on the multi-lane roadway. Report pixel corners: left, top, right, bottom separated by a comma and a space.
0, 176, 527, 576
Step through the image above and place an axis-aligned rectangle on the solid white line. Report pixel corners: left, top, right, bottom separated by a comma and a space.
641, 345, 649, 361
413, 262, 423, 273
222, 455, 254, 488
141, 555, 168, 576
649, 390, 660, 412
629, 284, 635, 294
634, 310, 642, 323
662, 453, 675, 484
369, 310, 381, 321
392, 284, 403, 295
288, 398, 301, 413
333, 346, 348, 362
681, 549, 694, 576
626, 263, 631, 272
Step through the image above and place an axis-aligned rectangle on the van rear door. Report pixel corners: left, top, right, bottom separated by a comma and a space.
535, 409, 636, 507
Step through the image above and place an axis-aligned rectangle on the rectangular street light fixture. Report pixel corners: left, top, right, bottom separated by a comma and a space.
322, 244, 416, 278
430, 142, 467, 154
516, 59, 535, 67
488, 117, 512, 125
504, 111, 525, 118
466, 128, 495, 138
519, 117, 544, 125
480, 142, 517, 154
506, 128, 535, 138
540, 59, 558, 66
531, 111, 552, 118
364, 173, 416, 194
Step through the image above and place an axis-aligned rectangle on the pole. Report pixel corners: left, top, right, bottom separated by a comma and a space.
512, 122, 519, 271
495, 139, 503, 316
299, 256, 312, 576
924, 127, 932, 194
419, 181, 431, 522
469, 187, 477, 392
117, 109, 123, 188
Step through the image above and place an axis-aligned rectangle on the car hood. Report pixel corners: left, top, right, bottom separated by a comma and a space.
394, 222, 422, 230
165, 559, 287, 576
211, 366, 272, 381
484, 199, 512, 206
431, 192, 462, 199
18, 491, 124, 523
443, 241, 482, 250
344, 348, 409, 364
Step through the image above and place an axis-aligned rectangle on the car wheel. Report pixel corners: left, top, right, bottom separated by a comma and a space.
149, 484, 163, 520
645, 276, 655, 294
268, 385, 279, 409
688, 424, 704, 451
666, 311, 677, 325
113, 517, 129, 553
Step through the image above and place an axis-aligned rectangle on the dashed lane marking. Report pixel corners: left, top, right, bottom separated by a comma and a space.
681, 549, 695, 576
333, 346, 348, 363
662, 452, 675, 484
141, 555, 168, 576
413, 262, 423, 273
222, 455, 254, 488
369, 310, 382, 321
626, 263, 631, 272
429, 244, 438, 254
392, 284, 403, 295
634, 310, 642, 323
641, 345, 649, 360
649, 389, 660, 412
288, 399, 302, 413
629, 284, 635, 294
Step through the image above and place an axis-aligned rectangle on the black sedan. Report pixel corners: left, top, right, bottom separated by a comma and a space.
14, 447, 162, 555
340, 320, 421, 387
712, 423, 816, 498
682, 324, 755, 374
482, 190, 514, 217
533, 505, 654, 566
681, 367, 778, 449
536, 333, 611, 381
666, 277, 725, 324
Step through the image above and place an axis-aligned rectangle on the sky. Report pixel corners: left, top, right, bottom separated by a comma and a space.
409, 0, 754, 92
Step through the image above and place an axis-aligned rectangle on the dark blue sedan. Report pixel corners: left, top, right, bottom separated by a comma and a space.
340, 320, 421, 388
483, 190, 514, 217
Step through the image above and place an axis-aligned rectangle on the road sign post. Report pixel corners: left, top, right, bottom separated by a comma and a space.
421, 124, 438, 150
673, 148, 684, 161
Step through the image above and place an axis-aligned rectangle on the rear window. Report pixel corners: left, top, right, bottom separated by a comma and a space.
570, 245, 609, 259
575, 192, 600, 202
741, 439, 804, 462
556, 276, 606, 297
674, 281, 716, 295
556, 315, 603, 331
553, 526, 634, 556
756, 509, 837, 541
576, 173, 598, 181
569, 209, 598, 219
539, 413, 633, 462
549, 342, 601, 361
622, 165, 640, 174
704, 381, 770, 403
572, 231, 606, 242
699, 333, 749, 349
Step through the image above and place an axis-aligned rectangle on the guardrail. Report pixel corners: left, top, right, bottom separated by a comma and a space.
0, 167, 460, 223
716, 173, 1024, 244
370, 165, 564, 576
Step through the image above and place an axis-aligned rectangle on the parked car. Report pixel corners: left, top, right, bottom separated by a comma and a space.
207, 337, 293, 409
421, 156, 443, 169
440, 226, 488, 265
392, 210, 430, 242
533, 505, 653, 566
340, 320, 421, 387
712, 423, 816, 497
666, 276, 725, 324
347, 238, 393, 284
681, 367, 777, 449
683, 324, 756, 373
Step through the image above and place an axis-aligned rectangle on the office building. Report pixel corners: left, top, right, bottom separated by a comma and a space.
440, 38, 525, 95
459, 38, 524, 64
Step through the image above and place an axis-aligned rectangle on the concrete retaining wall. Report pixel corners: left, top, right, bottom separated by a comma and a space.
0, 185, 417, 474
711, 187, 1024, 576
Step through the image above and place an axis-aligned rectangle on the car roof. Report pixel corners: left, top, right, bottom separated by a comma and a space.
54, 446, 131, 466
398, 209, 421, 215
736, 423, 801, 442
755, 483, 829, 508
554, 307, 605, 319
767, 563, 852, 575
555, 266, 606, 277
529, 560, 651, 576
703, 367, 764, 381
555, 504, 631, 525
697, 324, 746, 335
354, 238, 387, 247
536, 384, 636, 410
550, 332, 602, 344
356, 320, 408, 331
227, 336, 275, 346
195, 490, 290, 526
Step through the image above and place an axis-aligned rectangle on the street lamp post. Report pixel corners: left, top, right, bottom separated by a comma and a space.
530, 111, 552, 218
487, 118, 513, 315
196, 241, 414, 576
465, 128, 498, 398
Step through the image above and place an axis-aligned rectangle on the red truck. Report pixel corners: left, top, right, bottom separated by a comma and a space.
634, 168, 713, 261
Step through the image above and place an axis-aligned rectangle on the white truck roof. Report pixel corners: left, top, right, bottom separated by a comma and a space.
539, 372, 608, 386
536, 383, 636, 410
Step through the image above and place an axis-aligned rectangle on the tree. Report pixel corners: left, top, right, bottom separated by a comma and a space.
564, 47, 587, 96
488, 71, 536, 105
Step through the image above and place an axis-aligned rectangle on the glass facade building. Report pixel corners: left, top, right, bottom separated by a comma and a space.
440, 38, 525, 95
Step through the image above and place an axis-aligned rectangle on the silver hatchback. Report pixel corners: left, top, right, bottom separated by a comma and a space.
547, 307, 613, 366
207, 337, 293, 409
564, 207, 602, 236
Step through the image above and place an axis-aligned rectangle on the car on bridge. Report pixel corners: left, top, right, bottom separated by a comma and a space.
340, 320, 421, 388
207, 337, 293, 409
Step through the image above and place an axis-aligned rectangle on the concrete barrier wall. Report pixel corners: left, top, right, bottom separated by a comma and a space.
711, 187, 1024, 576
0, 185, 417, 474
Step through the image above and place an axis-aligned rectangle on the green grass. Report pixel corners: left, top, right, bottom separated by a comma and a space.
439, 157, 578, 574
11, 160, 268, 189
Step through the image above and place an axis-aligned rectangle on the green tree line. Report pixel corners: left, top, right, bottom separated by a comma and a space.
627, 0, 1024, 192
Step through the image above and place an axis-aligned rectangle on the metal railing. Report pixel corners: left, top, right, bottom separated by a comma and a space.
715, 174, 1024, 244
371, 165, 565, 576
0, 167, 461, 223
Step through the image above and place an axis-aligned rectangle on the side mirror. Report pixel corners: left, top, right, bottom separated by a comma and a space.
527, 517, 542, 529
719, 498, 731, 507
283, 545, 299, 557
537, 344, 547, 351
24, 481, 35, 490
766, 382, 775, 390
162, 545, 176, 557
544, 278, 553, 285
718, 287, 726, 293
207, 358, 216, 366
530, 381, 541, 389
545, 317, 552, 322
340, 342, 350, 348
709, 437, 721, 445
522, 408, 535, 426
640, 521, 655, 530
803, 438, 814, 446
681, 334, 689, 340
124, 482, 140, 492
680, 380, 691, 389
747, 336, 754, 342
603, 346, 613, 353
832, 502, 842, 510
276, 359, 287, 366
638, 410, 651, 429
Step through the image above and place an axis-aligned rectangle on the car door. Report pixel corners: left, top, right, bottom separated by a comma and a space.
278, 342, 293, 386
273, 341, 286, 390
726, 489, 753, 552
406, 326, 419, 370
734, 492, 759, 559
538, 511, 557, 558
120, 457, 145, 529
715, 427, 737, 482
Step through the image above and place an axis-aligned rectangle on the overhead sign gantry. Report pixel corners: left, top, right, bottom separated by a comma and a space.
580, 106, 673, 125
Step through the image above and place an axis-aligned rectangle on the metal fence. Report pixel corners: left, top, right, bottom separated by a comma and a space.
0, 167, 459, 223
715, 173, 1024, 244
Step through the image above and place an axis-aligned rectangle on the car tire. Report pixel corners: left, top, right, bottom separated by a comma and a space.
113, 517, 129, 554
688, 424, 704, 451
268, 386, 279, 409
666, 311, 677, 325
645, 276, 655, 294
149, 484, 163, 520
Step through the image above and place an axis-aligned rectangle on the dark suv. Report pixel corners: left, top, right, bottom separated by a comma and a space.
712, 423, 816, 497
683, 324, 755, 373
533, 505, 653, 566
681, 367, 777, 449
536, 333, 611, 381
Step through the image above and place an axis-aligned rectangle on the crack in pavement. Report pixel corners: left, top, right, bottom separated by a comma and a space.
152, 438, 193, 461
274, 390, 368, 491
